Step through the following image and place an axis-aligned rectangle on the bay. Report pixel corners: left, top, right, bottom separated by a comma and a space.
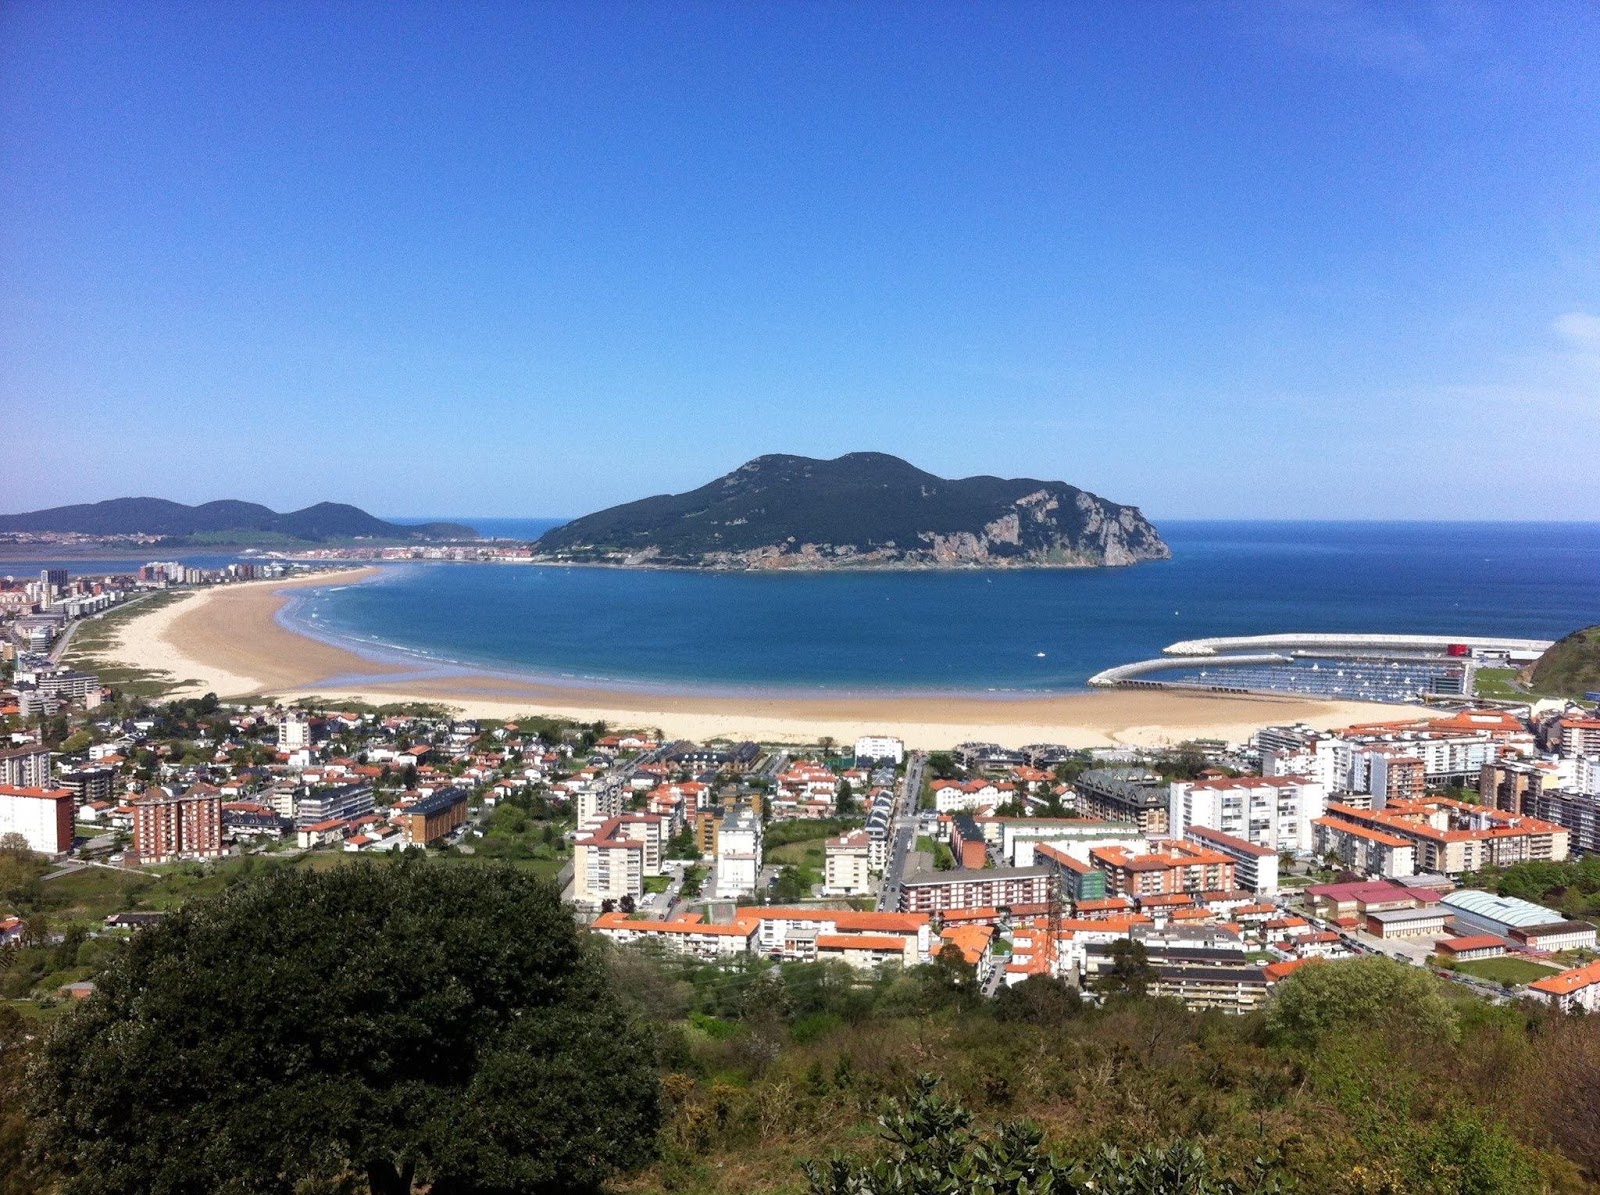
282, 521, 1600, 696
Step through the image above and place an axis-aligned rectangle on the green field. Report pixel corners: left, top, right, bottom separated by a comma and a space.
1473, 667, 1528, 701
1447, 956, 1562, 986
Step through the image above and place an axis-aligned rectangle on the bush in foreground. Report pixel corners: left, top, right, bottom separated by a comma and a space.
33, 859, 659, 1195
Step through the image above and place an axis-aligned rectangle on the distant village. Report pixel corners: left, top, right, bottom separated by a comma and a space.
6, 566, 1600, 1018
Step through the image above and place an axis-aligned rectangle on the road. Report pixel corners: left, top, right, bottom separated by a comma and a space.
48, 589, 162, 665
876, 751, 924, 912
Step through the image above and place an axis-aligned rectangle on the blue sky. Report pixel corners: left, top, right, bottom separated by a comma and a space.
2, 1, 1597, 521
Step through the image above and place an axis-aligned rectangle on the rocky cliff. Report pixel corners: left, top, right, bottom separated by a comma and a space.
534, 453, 1170, 570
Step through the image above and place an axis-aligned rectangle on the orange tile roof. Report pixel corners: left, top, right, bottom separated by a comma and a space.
1530, 959, 1600, 996
938, 924, 995, 964
816, 933, 911, 952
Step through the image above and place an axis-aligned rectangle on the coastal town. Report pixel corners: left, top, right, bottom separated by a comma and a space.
7, 566, 1600, 1021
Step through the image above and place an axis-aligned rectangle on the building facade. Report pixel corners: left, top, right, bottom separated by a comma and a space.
133, 785, 223, 864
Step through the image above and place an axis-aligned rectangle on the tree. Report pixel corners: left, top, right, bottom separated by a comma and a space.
993, 974, 1083, 1025
1094, 937, 1158, 1000
34, 860, 660, 1195
1266, 955, 1458, 1048
0, 1006, 44, 1195
802, 1076, 1282, 1195
772, 866, 810, 903
834, 778, 854, 817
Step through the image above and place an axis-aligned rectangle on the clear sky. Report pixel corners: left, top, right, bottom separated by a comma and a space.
2, 2, 1597, 521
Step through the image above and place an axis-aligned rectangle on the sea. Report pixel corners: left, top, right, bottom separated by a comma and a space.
9, 521, 1598, 697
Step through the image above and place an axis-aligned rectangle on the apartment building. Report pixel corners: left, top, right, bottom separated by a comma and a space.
591, 911, 757, 960
0, 785, 75, 855
0, 745, 52, 789
574, 835, 644, 907
295, 782, 374, 829
1168, 774, 1325, 854
133, 785, 223, 864
715, 808, 762, 898
750, 908, 931, 967
1559, 717, 1600, 759
1528, 959, 1600, 1013
1183, 825, 1280, 894
396, 787, 469, 846
823, 829, 873, 896
1365, 750, 1426, 807
899, 864, 1053, 914
1088, 841, 1236, 898
1311, 815, 1418, 878
1316, 798, 1568, 876
1074, 767, 1170, 834
854, 735, 905, 764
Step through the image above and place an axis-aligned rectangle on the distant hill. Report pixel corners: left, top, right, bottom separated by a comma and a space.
0, 498, 475, 544
1529, 625, 1600, 699
534, 452, 1170, 569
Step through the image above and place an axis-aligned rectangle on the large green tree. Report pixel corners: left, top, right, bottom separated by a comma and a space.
1266, 955, 1458, 1048
33, 860, 660, 1195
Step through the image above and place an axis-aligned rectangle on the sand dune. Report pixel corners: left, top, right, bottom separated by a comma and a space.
101, 569, 1439, 748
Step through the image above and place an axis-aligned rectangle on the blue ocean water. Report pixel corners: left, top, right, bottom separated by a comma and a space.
282, 521, 1600, 696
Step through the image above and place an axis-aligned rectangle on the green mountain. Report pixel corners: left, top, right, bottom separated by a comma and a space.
1529, 625, 1600, 699
0, 498, 475, 544
534, 452, 1170, 569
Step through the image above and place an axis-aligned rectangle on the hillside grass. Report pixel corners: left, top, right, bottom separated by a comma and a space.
1448, 957, 1562, 986
1530, 625, 1600, 700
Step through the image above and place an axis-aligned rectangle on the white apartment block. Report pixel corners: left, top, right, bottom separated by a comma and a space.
1168, 775, 1325, 854
575, 784, 625, 832
715, 808, 763, 898
854, 735, 905, 765
277, 713, 311, 752
590, 912, 757, 960
1311, 818, 1417, 879
1183, 825, 1280, 895
824, 830, 874, 895
573, 837, 643, 907
572, 813, 665, 908
1560, 718, 1600, 759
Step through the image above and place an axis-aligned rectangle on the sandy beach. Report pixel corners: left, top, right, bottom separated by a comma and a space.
99, 569, 1440, 748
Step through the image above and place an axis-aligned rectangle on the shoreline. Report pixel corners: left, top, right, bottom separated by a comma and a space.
94, 568, 1445, 748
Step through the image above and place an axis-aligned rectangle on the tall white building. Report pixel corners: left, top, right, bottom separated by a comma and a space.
824, 830, 874, 896
277, 712, 311, 752
576, 784, 625, 832
1168, 775, 1326, 854
715, 808, 763, 899
0, 785, 75, 855
854, 735, 905, 765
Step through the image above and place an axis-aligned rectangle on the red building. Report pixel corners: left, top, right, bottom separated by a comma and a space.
133, 784, 223, 864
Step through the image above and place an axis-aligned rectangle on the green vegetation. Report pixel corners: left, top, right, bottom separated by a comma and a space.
30, 862, 657, 1195
533, 452, 1169, 567
474, 793, 572, 868
593, 949, 1585, 1193
1447, 957, 1561, 986
1267, 954, 1459, 1046
1529, 625, 1600, 700
766, 818, 859, 850
1475, 666, 1528, 700
1461, 856, 1600, 922
0, 496, 474, 543
802, 1077, 1275, 1195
